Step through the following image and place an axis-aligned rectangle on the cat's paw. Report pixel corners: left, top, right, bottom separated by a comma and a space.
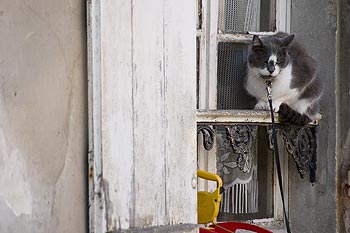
254, 100, 269, 110
272, 101, 282, 113
314, 113, 322, 121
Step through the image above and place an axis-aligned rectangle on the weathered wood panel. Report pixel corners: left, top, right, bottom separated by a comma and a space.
132, 0, 167, 227
100, 0, 134, 231
88, 0, 197, 231
87, 1, 105, 232
163, 0, 197, 223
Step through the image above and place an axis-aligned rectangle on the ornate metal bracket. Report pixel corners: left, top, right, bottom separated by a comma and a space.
268, 126, 318, 183
197, 125, 215, 151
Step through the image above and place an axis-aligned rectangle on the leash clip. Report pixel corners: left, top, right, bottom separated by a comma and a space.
266, 80, 272, 101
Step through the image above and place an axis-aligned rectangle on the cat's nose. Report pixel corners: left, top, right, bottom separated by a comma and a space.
267, 65, 275, 74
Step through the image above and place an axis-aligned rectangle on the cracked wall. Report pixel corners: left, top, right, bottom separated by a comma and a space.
337, 0, 350, 232
0, 0, 87, 232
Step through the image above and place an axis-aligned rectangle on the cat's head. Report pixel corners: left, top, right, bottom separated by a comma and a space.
248, 33, 294, 79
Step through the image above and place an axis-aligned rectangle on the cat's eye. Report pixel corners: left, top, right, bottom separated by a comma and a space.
276, 59, 283, 65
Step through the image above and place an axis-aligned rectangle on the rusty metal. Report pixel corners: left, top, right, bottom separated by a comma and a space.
268, 125, 318, 183
197, 125, 215, 151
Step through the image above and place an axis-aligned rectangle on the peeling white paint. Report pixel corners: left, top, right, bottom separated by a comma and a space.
88, 0, 197, 230
0, 129, 32, 216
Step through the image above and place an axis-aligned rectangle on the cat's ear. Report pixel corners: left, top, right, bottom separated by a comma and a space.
281, 34, 294, 47
252, 35, 263, 48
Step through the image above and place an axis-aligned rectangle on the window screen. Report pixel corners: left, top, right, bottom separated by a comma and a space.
217, 42, 255, 110
218, 0, 260, 33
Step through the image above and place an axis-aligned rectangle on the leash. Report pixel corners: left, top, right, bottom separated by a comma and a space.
266, 80, 291, 233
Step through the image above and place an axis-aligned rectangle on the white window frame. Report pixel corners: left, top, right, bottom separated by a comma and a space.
196, 0, 291, 222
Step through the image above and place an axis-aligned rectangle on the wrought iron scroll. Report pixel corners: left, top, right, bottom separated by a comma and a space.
268, 126, 318, 183
226, 125, 258, 173
197, 125, 215, 151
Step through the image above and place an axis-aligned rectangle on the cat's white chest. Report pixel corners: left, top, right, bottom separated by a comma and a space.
246, 64, 298, 103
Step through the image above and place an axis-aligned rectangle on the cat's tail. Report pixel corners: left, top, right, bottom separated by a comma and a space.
278, 103, 311, 126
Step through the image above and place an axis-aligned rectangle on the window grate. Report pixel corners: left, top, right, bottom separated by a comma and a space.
218, 0, 260, 33
217, 42, 255, 110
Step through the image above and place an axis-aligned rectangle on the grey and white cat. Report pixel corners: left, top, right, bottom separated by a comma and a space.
245, 32, 322, 125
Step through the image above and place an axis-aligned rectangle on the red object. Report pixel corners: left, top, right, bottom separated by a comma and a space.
199, 222, 273, 233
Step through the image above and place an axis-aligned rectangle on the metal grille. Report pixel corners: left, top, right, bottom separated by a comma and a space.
218, 0, 260, 33
217, 42, 255, 110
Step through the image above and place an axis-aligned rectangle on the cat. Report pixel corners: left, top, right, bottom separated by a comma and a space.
245, 32, 323, 126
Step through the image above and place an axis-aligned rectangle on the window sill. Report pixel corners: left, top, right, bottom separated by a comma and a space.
197, 109, 319, 126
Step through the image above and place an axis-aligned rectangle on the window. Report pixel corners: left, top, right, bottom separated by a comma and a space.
196, 0, 292, 223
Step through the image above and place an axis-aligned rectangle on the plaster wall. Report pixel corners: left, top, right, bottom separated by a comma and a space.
289, 1, 337, 232
0, 1, 87, 232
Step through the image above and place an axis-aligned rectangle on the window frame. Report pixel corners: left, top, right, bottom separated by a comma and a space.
196, 0, 292, 222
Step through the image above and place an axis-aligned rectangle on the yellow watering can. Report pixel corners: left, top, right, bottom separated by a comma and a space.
197, 170, 272, 233
197, 169, 223, 224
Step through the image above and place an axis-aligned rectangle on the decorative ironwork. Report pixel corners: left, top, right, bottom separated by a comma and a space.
281, 126, 317, 182
225, 125, 258, 173
197, 123, 318, 183
267, 126, 318, 183
197, 125, 215, 150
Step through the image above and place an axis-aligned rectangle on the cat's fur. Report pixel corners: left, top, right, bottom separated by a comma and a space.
245, 32, 322, 125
